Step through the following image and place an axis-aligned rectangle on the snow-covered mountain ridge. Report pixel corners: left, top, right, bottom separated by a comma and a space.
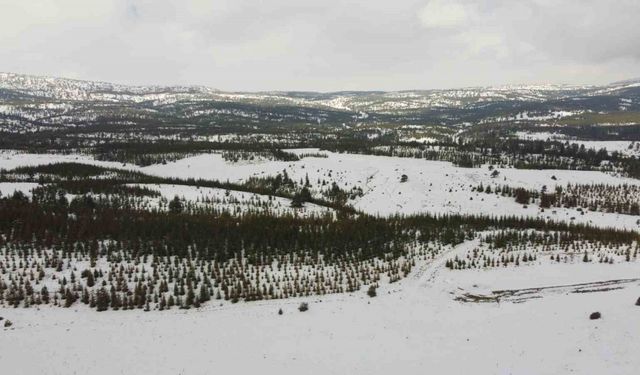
1, 71, 637, 111
1, 72, 639, 133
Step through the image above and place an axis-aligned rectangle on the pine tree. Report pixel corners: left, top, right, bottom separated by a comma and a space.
96, 288, 110, 312
41, 286, 49, 304
169, 196, 183, 214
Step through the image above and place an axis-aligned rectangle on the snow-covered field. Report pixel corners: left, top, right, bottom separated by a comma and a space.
142, 150, 640, 230
1, 239, 638, 375
0, 182, 40, 197
2, 149, 640, 230
0, 151, 135, 171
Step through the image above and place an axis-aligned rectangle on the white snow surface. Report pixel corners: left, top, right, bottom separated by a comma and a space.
1, 240, 639, 375
0, 151, 136, 171
0, 182, 40, 197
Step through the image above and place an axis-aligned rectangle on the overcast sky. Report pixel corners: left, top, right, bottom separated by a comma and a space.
1, 0, 639, 91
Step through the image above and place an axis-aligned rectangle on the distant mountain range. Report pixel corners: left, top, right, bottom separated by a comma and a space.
1, 72, 639, 132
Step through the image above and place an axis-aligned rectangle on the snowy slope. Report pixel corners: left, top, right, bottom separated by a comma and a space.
143, 150, 640, 231
2, 150, 640, 230
0, 182, 40, 197
1, 147, 640, 375
134, 183, 334, 217
1, 240, 638, 375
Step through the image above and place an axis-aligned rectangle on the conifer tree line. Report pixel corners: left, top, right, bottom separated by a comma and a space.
475, 183, 640, 215
446, 229, 639, 270
317, 137, 640, 178
0, 163, 356, 214
508, 124, 640, 142
3, 123, 640, 178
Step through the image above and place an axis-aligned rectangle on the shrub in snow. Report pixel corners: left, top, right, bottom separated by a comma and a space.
278, 308, 283, 315
4, 320, 12, 328
635, 297, 640, 306
589, 312, 601, 320
367, 285, 377, 298
514, 188, 531, 205
290, 195, 304, 208
298, 302, 309, 312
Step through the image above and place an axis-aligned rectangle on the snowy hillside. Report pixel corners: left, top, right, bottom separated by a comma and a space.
1, 240, 638, 375
2, 149, 639, 230
1, 73, 640, 375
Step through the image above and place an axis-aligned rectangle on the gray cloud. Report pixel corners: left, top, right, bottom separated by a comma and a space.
1, 0, 639, 91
